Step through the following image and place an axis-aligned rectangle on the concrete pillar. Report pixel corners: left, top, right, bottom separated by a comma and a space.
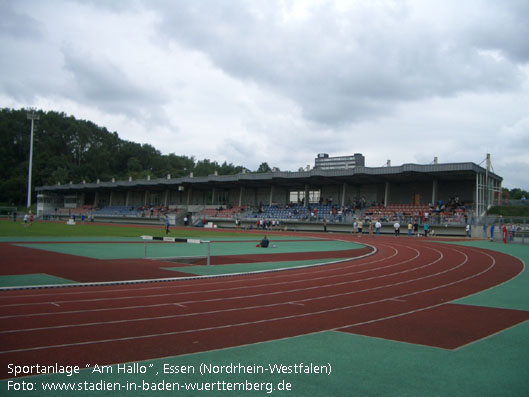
384, 181, 390, 207
239, 187, 244, 207
432, 179, 438, 205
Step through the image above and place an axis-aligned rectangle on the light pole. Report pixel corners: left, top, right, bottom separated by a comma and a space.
26, 109, 39, 209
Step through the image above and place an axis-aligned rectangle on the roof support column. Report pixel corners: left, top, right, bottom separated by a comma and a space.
186, 188, 191, 206
384, 181, 390, 207
164, 189, 169, 207
475, 173, 480, 219
212, 187, 216, 205
125, 190, 130, 206
94, 191, 99, 208
341, 183, 346, 207
144, 191, 149, 206
269, 185, 274, 206
238, 187, 244, 207
304, 184, 309, 207
432, 179, 438, 205
109, 191, 114, 206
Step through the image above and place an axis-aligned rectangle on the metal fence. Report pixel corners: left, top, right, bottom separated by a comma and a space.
476, 215, 529, 244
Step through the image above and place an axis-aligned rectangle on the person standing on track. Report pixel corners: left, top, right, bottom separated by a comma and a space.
393, 221, 400, 237
165, 215, 170, 234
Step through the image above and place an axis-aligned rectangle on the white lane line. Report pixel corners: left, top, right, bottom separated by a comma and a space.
0, 244, 382, 300
1, 245, 475, 337
0, 245, 428, 319
0, 245, 407, 310
0, 246, 494, 356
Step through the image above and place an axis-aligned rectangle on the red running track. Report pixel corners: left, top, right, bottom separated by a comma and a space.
0, 236, 524, 379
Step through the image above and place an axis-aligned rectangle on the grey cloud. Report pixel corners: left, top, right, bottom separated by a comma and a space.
467, 0, 529, 63
0, 0, 43, 39
61, 45, 167, 121
151, 0, 526, 126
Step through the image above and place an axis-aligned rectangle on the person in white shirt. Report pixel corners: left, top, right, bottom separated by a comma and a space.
394, 222, 400, 237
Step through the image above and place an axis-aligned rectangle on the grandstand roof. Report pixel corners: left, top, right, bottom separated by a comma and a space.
36, 162, 502, 193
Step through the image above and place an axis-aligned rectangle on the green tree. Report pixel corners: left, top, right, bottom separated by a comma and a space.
0, 107, 251, 205
256, 162, 272, 173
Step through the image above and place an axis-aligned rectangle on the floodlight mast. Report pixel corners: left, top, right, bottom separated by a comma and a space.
27, 109, 39, 208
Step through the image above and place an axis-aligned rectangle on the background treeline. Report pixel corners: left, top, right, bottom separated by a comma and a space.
0, 108, 275, 206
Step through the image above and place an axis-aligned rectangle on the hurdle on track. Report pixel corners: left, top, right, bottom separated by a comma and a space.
140, 235, 211, 265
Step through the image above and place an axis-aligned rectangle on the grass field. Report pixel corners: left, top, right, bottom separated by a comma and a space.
0, 219, 245, 239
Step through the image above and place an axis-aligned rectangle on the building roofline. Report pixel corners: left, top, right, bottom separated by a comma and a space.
35, 162, 502, 193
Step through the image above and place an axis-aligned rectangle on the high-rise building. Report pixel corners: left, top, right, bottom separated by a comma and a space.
314, 153, 365, 170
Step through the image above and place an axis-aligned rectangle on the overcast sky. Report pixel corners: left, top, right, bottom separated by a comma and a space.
1, 0, 528, 189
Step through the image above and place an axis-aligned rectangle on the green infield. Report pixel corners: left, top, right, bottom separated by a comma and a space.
14, 239, 361, 260
0, 273, 75, 287
0, 219, 366, 286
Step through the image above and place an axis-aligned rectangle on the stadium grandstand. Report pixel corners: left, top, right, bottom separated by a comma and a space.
35, 155, 503, 236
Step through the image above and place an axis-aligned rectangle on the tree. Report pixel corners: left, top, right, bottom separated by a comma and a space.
0, 108, 250, 205
256, 162, 272, 173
